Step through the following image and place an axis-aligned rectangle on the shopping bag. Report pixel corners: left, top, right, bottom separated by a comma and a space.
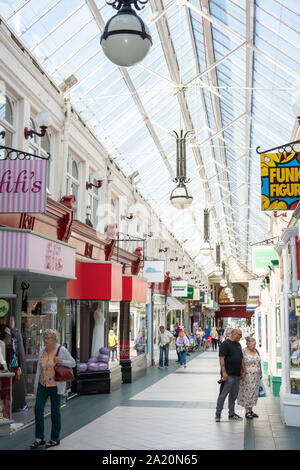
207, 336, 212, 344
258, 379, 266, 397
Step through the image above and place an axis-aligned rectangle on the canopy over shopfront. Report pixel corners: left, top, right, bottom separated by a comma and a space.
67, 260, 122, 300
166, 296, 185, 311
122, 275, 148, 302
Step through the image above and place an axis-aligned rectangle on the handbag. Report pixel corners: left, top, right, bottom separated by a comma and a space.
54, 346, 74, 382
258, 379, 266, 397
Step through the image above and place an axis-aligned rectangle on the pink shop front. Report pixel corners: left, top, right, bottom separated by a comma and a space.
0, 227, 76, 431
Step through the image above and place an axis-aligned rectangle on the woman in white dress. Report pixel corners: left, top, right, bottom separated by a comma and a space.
237, 336, 262, 419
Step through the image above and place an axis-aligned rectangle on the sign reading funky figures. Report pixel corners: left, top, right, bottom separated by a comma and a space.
0, 159, 47, 213
261, 152, 300, 211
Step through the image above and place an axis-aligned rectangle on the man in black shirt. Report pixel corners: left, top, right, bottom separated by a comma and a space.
215, 328, 245, 422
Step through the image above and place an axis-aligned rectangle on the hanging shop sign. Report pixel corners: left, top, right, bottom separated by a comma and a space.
172, 280, 188, 297
143, 260, 165, 283
180, 285, 200, 301
0, 159, 47, 213
251, 246, 279, 274
295, 298, 300, 317
0, 228, 76, 279
261, 152, 300, 211
0, 299, 9, 318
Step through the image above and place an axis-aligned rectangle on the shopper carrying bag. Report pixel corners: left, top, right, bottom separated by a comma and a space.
30, 329, 76, 449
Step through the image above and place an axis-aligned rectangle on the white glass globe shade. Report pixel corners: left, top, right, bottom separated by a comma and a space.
225, 287, 231, 294
101, 12, 152, 67
36, 111, 51, 128
170, 184, 193, 210
214, 266, 223, 276
230, 297, 234, 303
220, 279, 227, 287
200, 240, 213, 256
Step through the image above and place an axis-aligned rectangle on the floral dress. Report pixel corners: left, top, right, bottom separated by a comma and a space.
237, 349, 261, 408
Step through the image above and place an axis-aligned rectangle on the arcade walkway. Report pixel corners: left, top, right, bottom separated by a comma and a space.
1, 350, 300, 451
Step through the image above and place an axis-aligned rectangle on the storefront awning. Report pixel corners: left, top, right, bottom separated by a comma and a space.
67, 260, 122, 301
122, 275, 147, 302
0, 228, 76, 280
166, 297, 185, 311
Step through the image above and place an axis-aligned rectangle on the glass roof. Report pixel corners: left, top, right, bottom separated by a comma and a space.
1, 0, 299, 277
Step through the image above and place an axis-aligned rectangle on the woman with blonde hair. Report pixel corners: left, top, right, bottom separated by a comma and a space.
237, 336, 262, 419
30, 329, 75, 449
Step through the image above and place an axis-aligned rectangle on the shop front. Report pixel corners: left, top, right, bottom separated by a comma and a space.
66, 260, 123, 395
275, 226, 300, 426
120, 275, 148, 383
0, 227, 76, 430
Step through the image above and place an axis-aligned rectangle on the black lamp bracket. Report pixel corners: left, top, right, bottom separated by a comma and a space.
256, 139, 300, 155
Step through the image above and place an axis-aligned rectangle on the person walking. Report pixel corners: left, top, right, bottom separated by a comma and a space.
175, 330, 190, 369
30, 329, 76, 449
215, 328, 246, 422
237, 336, 262, 419
157, 326, 173, 369
173, 323, 180, 363
134, 330, 146, 356
211, 327, 219, 351
204, 325, 211, 349
108, 329, 118, 361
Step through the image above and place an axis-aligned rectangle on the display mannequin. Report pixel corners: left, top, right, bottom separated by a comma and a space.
10, 317, 27, 412
91, 307, 105, 357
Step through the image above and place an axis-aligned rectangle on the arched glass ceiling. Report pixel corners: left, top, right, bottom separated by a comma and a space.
1, 0, 299, 277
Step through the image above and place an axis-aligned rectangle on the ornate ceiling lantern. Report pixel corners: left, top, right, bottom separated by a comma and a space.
170, 130, 193, 210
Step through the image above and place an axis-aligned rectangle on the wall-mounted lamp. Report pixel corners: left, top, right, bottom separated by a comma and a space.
143, 232, 153, 238
185, 271, 192, 275
170, 257, 178, 262
159, 248, 168, 253
121, 213, 134, 220
24, 111, 52, 140
273, 211, 287, 218
86, 180, 103, 191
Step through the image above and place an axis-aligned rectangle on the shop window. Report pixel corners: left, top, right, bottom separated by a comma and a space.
87, 177, 100, 228
130, 302, 147, 357
289, 299, 300, 394
74, 300, 120, 369
0, 94, 16, 156
27, 118, 52, 192
66, 155, 81, 218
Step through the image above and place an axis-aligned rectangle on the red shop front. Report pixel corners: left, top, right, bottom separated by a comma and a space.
67, 260, 123, 395
119, 275, 148, 383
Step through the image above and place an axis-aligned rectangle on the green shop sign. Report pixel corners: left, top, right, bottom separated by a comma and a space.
251, 246, 279, 274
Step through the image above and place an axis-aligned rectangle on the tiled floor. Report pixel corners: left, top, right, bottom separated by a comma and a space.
1, 349, 300, 450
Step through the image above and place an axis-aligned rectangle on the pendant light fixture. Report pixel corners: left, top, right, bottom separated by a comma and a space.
170, 130, 193, 210
220, 261, 227, 287
214, 243, 223, 275
200, 209, 213, 256
42, 284, 58, 315
100, 0, 152, 67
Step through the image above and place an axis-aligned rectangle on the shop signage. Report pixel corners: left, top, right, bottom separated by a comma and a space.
0, 159, 47, 213
295, 298, 300, 316
172, 280, 188, 297
0, 299, 9, 317
0, 228, 76, 279
251, 246, 279, 274
143, 260, 165, 283
261, 152, 300, 211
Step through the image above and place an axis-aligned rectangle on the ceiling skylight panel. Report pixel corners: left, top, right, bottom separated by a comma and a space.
255, 34, 299, 74
209, 1, 246, 37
